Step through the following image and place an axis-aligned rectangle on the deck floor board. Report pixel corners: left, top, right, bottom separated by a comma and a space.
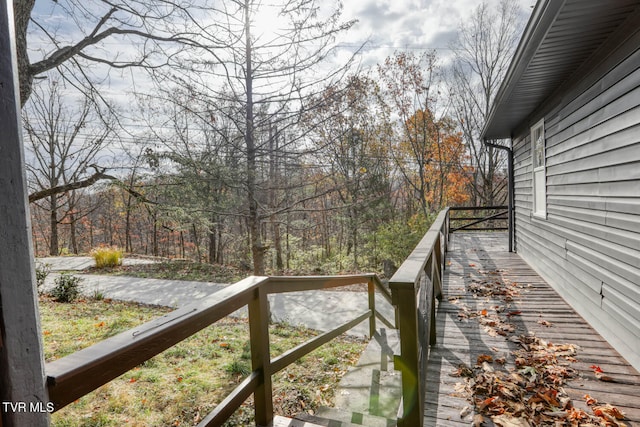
424, 232, 640, 426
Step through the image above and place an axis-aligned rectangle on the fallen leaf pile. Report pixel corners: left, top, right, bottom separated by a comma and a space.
449, 266, 628, 426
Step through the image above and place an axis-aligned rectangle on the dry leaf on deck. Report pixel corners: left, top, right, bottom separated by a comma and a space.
492, 414, 532, 427
481, 361, 494, 372
477, 354, 494, 365
594, 370, 614, 382
590, 364, 615, 382
593, 404, 626, 421
472, 414, 486, 426
584, 394, 598, 406
449, 364, 473, 377
460, 406, 472, 418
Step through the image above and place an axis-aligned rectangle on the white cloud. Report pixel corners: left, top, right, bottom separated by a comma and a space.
337, 0, 532, 69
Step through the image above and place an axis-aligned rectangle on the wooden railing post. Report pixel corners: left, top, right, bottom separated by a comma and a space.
248, 286, 273, 426
445, 209, 450, 249
0, 3, 48, 426
368, 279, 376, 338
434, 233, 443, 300
390, 282, 422, 427
389, 209, 449, 427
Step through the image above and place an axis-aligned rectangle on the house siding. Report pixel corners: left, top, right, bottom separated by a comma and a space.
512, 38, 640, 369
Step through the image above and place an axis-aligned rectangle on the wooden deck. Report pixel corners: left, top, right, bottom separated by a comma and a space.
425, 232, 640, 426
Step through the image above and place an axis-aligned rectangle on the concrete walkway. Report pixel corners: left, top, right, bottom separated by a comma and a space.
37, 257, 395, 337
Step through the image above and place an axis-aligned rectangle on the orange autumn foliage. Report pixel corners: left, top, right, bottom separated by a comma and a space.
400, 109, 471, 210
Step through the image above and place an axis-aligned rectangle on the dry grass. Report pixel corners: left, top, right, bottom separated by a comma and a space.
40, 296, 366, 426
90, 246, 124, 269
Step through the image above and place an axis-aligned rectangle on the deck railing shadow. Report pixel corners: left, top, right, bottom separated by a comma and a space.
46, 274, 395, 427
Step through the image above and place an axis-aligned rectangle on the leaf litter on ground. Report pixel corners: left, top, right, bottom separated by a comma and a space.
449, 265, 628, 426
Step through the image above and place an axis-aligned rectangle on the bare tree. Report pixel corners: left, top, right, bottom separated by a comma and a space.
14, 0, 228, 105
137, 87, 245, 264
147, 0, 358, 274
23, 78, 113, 255
15, 0, 234, 208
448, 0, 524, 206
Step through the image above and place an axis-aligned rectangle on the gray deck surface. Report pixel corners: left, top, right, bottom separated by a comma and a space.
425, 232, 640, 426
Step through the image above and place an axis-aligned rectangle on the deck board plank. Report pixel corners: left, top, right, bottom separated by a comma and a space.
424, 232, 640, 426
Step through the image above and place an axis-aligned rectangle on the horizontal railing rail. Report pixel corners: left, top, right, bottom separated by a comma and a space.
45, 273, 394, 427
388, 208, 449, 427
449, 205, 508, 232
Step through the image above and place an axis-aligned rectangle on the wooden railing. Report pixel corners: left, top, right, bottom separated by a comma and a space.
388, 209, 449, 427
387, 206, 511, 426
449, 205, 508, 232
45, 274, 394, 426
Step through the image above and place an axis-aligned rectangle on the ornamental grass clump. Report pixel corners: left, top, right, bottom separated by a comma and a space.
91, 246, 124, 269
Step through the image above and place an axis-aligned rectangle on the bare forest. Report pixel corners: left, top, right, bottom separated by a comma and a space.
20, 0, 524, 275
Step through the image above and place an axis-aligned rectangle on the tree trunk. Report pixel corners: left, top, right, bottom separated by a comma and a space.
208, 228, 216, 264
244, 1, 265, 275
152, 216, 158, 257
269, 126, 283, 273
49, 195, 58, 255
125, 196, 132, 253
273, 221, 283, 273
351, 208, 359, 270
486, 145, 495, 206
89, 217, 94, 249
179, 230, 185, 258
217, 223, 224, 264
285, 213, 291, 270
208, 213, 218, 264
192, 223, 201, 262
69, 210, 78, 254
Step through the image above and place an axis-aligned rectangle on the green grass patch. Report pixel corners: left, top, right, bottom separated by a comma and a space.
40, 296, 366, 426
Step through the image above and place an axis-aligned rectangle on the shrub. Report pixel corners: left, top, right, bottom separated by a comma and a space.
368, 213, 434, 266
91, 246, 124, 269
35, 263, 51, 294
51, 273, 82, 303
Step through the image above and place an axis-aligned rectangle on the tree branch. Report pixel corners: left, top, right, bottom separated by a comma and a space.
28, 166, 157, 205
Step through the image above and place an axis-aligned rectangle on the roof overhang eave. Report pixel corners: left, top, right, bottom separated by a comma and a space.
481, 0, 563, 142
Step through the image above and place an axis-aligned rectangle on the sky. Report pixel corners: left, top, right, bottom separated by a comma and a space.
337, 0, 535, 69
22, 0, 536, 180
26, 0, 535, 157
30, 0, 535, 78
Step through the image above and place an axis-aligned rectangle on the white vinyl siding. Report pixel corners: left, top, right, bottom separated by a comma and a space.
531, 119, 546, 217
